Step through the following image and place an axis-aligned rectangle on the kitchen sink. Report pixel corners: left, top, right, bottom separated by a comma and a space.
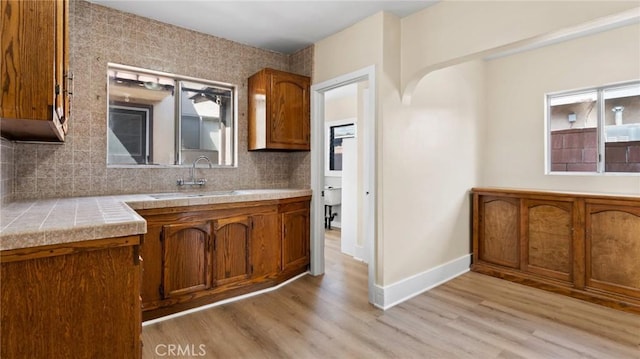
149, 190, 238, 199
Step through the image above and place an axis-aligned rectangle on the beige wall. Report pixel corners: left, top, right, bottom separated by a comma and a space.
401, 1, 637, 94
383, 61, 485, 283
483, 23, 640, 193
6, 0, 312, 200
314, 3, 639, 289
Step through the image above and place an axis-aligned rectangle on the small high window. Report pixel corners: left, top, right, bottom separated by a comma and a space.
547, 81, 640, 174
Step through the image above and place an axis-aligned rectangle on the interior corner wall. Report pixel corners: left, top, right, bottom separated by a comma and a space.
382, 60, 485, 285
482, 23, 640, 194
313, 12, 384, 84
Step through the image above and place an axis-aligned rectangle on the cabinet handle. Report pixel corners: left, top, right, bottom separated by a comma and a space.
66, 71, 74, 96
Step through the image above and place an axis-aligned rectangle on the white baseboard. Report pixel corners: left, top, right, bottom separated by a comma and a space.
373, 254, 471, 310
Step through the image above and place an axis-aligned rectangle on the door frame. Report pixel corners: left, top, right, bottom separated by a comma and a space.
310, 65, 378, 305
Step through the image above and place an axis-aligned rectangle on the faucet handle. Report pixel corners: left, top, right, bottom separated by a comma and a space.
197, 178, 207, 186
177, 178, 184, 186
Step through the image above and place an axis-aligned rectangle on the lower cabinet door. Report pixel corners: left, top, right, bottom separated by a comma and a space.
522, 199, 574, 283
213, 216, 251, 286
586, 202, 640, 298
478, 196, 520, 269
251, 213, 281, 278
162, 221, 212, 298
282, 207, 310, 271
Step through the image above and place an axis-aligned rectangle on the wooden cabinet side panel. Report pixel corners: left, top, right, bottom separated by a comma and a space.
251, 213, 281, 277
141, 225, 163, 307
523, 200, 573, 281
587, 204, 640, 297
1, 245, 141, 358
1, 0, 56, 120
478, 196, 520, 268
248, 70, 267, 150
162, 222, 211, 298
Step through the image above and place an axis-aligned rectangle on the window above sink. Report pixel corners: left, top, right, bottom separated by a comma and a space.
107, 64, 238, 168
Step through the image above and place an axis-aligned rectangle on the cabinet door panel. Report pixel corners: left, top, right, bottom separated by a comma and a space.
0, 0, 55, 121
270, 72, 309, 147
524, 200, 573, 282
162, 222, 211, 298
213, 216, 251, 286
282, 208, 310, 271
251, 213, 281, 277
479, 197, 519, 268
141, 225, 163, 307
587, 204, 640, 297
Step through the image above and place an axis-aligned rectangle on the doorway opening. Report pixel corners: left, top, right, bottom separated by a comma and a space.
310, 66, 378, 306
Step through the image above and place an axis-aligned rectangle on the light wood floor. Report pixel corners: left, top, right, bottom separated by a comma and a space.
142, 229, 639, 358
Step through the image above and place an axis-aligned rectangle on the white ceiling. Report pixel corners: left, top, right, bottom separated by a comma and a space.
88, 0, 438, 54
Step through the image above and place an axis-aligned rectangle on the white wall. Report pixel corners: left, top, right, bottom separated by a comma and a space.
483, 23, 640, 193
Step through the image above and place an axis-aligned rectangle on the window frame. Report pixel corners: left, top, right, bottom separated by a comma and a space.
106, 63, 238, 168
545, 80, 640, 176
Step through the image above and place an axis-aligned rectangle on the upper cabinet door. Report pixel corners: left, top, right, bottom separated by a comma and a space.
0, 0, 69, 141
248, 68, 310, 151
269, 71, 310, 148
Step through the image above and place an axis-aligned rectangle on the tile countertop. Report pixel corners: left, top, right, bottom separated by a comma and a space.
0, 189, 312, 251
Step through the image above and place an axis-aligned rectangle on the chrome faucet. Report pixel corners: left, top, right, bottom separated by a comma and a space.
177, 155, 213, 186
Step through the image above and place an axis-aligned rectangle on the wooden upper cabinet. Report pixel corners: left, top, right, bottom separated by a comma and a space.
161, 222, 212, 298
213, 216, 251, 286
248, 68, 310, 151
0, 0, 70, 142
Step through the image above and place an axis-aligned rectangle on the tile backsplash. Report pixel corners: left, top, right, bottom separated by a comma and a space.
1, 138, 15, 204
4, 0, 312, 201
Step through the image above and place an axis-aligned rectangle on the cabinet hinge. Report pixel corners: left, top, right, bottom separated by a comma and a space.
159, 284, 165, 298
55, 84, 61, 96
250, 265, 254, 274
160, 228, 165, 242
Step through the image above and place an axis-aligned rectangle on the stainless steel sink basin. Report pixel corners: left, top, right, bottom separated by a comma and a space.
150, 190, 238, 199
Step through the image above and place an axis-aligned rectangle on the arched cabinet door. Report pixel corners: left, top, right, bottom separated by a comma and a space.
213, 216, 251, 286
522, 199, 575, 283
477, 196, 520, 269
586, 202, 640, 298
161, 221, 212, 298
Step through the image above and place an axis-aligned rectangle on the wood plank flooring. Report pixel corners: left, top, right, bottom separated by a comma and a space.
142, 229, 639, 358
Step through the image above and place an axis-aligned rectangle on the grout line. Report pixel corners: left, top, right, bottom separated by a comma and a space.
1, 201, 36, 232
38, 199, 60, 230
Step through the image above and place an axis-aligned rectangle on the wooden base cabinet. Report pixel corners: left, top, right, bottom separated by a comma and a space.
1, 236, 142, 359
138, 196, 311, 320
472, 188, 640, 314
